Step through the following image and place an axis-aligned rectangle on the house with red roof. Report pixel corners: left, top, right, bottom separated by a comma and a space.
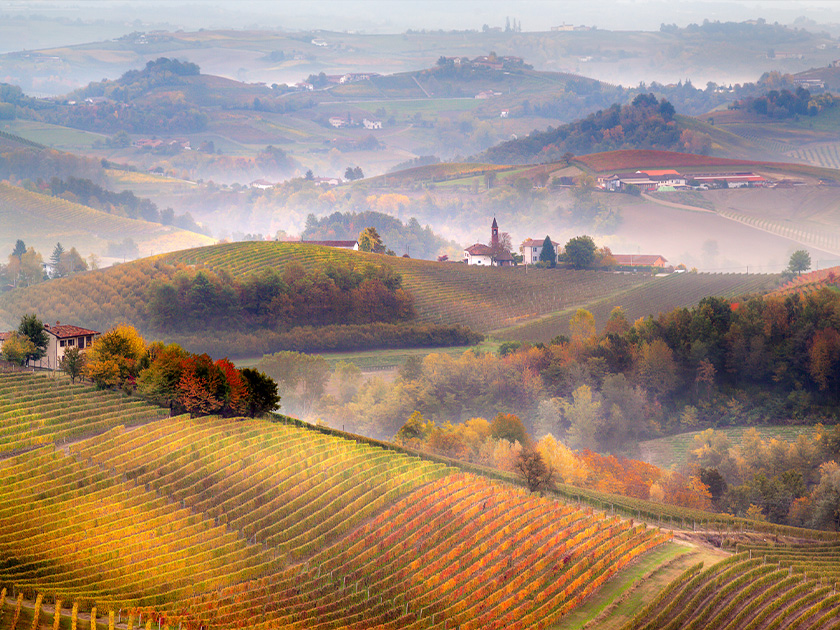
0, 322, 100, 370
612, 254, 669, 268
463, 218, 515, 266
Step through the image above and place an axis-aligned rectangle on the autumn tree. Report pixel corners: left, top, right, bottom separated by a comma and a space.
490, 412, 528, 445
58, 347, 86, 383
84, 324, 147, 389
516, 448, 555, 493
0, 332, 35, 366
788, 249, 811, 275
358, 227, 385, 253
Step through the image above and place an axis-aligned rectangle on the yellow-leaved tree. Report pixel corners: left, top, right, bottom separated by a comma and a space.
84, 324, 148, 390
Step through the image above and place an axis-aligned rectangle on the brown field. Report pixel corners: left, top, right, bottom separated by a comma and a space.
574, 150, 764, 173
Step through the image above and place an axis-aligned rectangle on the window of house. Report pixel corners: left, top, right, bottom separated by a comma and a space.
67, 339, 75, 346
60, 340, 66, 347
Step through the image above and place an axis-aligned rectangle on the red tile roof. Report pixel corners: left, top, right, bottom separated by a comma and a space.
44, 324, 100, 339
465, 243, 493, 256
612, 254, 668, 266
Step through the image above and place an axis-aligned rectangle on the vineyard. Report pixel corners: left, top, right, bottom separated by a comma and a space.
716, 208, 840, 256
0, 372, 168, 456
499, 272, 779, 343
623, 547, 840, 630
0, 242, 657, 336
786, 142, 840, 171
0, 372, 672, 629
0, 182, 213, 262
772, 265, 840, 297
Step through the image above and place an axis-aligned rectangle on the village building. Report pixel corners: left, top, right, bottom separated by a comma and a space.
0, 323, 101, 370
463, 218, 515, 266
249, 179, 275, 190
520, 238, 561, 265
363, 118, 383, 130
612, 254, 669, 268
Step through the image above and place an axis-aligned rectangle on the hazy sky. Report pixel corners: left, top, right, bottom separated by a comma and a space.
8, 0, 840, 33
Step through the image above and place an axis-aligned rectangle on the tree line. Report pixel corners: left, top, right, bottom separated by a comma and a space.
481, 94, 685, 164
146, 262, 415, 332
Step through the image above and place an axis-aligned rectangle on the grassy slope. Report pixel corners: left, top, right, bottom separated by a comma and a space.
0, 182, 214, 262
638, 425, 820, 470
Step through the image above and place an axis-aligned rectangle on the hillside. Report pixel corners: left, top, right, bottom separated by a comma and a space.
0, 242, 777, 353
0, 372, 671, 629
2, 372, 840, 629
0, 182, 214, 264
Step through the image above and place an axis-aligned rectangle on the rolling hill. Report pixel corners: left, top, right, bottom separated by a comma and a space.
0, 242, 778, 352
0, 182, 214, 264
1, 371, 839, 630
0, 372, 671, 629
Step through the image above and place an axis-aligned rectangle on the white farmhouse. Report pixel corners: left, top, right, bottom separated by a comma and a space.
520, 238, 561, 265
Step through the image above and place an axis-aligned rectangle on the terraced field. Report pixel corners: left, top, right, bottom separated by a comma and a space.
717, 207, 840, 256
786, 142, 840, 171
0, 182, 214, 262
623, 548, 840, 630
772, 265, 840, 297
0, 372, 168, 456
0, 373, 672, 630
499, 272, 779, 343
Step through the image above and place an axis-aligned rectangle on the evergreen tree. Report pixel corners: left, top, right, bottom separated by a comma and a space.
12, 239, 26, 259
538, 236, 556, 267
17, 313, 49, 363
50, 243, 65, 278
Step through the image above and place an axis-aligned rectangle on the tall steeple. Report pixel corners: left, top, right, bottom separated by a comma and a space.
491, 217, 499, 246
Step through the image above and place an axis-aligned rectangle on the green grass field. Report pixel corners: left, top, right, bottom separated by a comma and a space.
4, 119, 109, 151
638, 425, 819, 470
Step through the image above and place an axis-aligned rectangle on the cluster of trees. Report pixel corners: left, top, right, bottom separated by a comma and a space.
393, 410, 712, 508
0, 240, 87, 288
0, 147, 104, 184
45, 176, 204, 232
733, 87, 838, 119
301, 211, 457, 260
72, 58, 201, 103
483, 94, 684, 164
0, 313, 49, 366
690, 426, 840, 529
146, 262, 414, 332
79, 323, 280, 417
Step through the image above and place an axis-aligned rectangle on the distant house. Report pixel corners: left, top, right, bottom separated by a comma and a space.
1, 323, 102, 370
612, 254, 668, 268
520, 238, 561, 265
312, 176, 340, 187
598, 170, 686, 192
300, 240, 359, 250
500, 109, 509, 118
463, 243, 495, 266
249, 179, 275, 190
363, 118, 382, 130
475, 90, 502, 99
463, 218, 515, 266
328, 117, 348, 128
